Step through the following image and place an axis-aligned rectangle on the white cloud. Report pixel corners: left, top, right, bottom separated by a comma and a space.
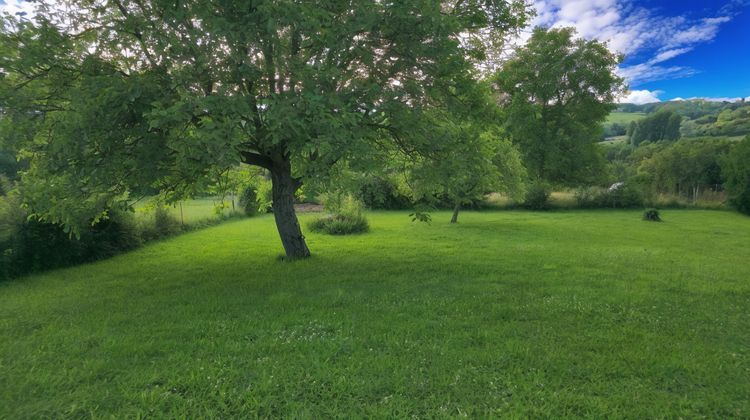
617, 63, 698, 86
528, 1, 741, 86
651, 48, 693, 64
618, 89, 662, 105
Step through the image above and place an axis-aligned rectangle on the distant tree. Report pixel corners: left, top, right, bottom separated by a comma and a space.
407, 118, 525, 223
0, 1, 530, 259
638, 138, 732, 198
603, 123, 627, 139
495, 27, 625, 185
629, 110, 682, 146
627, 121, 637, 138
722, 136, 750, 214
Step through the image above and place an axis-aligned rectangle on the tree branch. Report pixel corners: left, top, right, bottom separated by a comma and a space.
240, 151, 273, 170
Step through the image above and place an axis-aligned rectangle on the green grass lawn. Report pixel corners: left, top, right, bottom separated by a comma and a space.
606, 111, 646, 126
1, 210, 749, 417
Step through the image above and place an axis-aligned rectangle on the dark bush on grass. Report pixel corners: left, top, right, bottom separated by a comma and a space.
239, 185, 259, 216
523, 182, 551, 210
1, 208, 141, 280
643, 208, 662, 222
308, 213, 369, 235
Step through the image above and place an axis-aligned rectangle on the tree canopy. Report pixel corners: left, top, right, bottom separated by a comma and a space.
628, 110, 682, 146
722, 136, 750, 214
0, 0, 530, 258
495, 27, 625, 185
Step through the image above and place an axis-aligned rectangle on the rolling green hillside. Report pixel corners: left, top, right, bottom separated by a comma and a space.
605, 111, 646, 125
2, 210, 749, 417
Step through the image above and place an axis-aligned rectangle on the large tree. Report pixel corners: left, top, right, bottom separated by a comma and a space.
0, 0, 529, 258
495, 27, 625, 185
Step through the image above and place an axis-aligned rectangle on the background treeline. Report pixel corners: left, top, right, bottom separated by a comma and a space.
606, 100, 750, 142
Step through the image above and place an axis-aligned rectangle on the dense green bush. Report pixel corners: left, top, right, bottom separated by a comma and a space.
522, 182, 551, 210
357, 176, 412, 210
1, 207, 141, 281
239, 185, 259, 216
643, 208, 662, 222
307, 213, 369, 235
722, 136, 750, 214
138, 206, 183, 241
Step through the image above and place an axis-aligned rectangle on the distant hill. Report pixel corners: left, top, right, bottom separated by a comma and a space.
609, 100, 750, 139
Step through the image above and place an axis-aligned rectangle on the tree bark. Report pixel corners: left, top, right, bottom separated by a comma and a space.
270, 159, 311, 259
450, 203, 461, 224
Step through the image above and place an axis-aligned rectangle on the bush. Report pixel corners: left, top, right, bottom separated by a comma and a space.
573, 183, 644, 209
358, 176, 412, 209
574, 186, 604, 208
310, 192, 370, 235
139, 206, 182, 241
239, 185, 259, 216
643, 208, 662, 222
307, 213, 369, 235
1, 207, 141, 281
523, 182, 551, 210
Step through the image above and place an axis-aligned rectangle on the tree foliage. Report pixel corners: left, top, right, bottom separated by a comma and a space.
722, 136, 750, 214
495, 27, 625, 185
628, 110, 682, 146
406, 114, 526, 223
636, 138, 731, 196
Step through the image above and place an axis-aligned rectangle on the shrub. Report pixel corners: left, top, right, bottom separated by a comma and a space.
574, 186, 605, 208
310, 192, 369, 235
307, 213, 369, 235
643, 208, 662, 222
523, 182, 551, 210
139, 206, 182, 241
358, 176, 412, 209
1, 207, 141, 281
573, 183, 644, 209
239, 185, 259, 216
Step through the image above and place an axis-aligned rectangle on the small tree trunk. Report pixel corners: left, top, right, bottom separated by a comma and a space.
450, 203, 461, 224
270, 159, 311, 259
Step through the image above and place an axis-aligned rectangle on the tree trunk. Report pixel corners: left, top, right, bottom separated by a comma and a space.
450, 203, 461, 224
270, 159, 311, 259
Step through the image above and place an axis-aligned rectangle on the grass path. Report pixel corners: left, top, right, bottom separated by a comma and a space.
1, 210, 749, 417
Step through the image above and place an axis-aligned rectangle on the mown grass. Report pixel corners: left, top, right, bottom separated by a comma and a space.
1, 210, 749, 417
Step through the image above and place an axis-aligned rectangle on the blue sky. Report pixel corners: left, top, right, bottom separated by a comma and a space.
2, 0, 749, 104
529, 0, 750, 103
